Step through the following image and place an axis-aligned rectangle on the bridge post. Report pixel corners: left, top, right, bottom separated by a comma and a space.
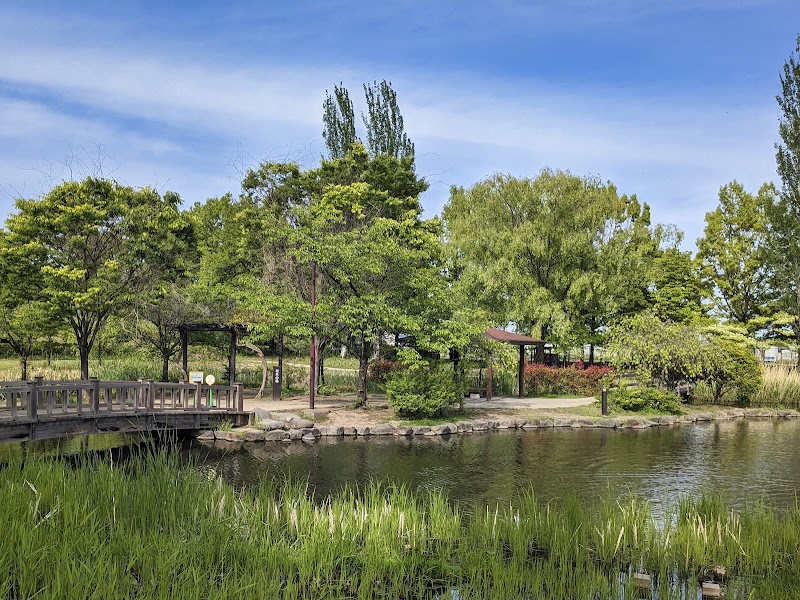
147, 380, 155, 412
90, 377, 100, 415
27, 379, 38, 419
195, 382, 203, 410
236, 383, 244, 412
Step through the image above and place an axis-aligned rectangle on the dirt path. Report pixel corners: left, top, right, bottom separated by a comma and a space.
242, 392, 597, 427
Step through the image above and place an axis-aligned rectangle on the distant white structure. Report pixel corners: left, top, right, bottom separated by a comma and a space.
762, 346, 798, 364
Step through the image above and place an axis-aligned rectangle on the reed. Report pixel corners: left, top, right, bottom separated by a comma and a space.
752, 364, 800, 408
2, 447, 799, 598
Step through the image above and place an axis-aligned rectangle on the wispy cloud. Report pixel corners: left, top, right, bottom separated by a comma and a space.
0, 3, 787, 250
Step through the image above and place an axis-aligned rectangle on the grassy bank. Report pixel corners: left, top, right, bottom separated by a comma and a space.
2, 448, 799, 598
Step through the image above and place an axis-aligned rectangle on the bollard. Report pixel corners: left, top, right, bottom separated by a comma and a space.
601, 387, 608, 416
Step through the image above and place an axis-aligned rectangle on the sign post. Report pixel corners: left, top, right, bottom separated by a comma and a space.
205, 374, 216, 407
272, 366, 281, 402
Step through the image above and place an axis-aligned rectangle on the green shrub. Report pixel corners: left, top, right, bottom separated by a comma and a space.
315, 383, 337, 396
608, 386, 684, 415
386, 364, 466, 418
704, 338, 762, 405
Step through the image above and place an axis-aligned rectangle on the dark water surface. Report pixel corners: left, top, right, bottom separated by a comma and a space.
190, 419, 800, 512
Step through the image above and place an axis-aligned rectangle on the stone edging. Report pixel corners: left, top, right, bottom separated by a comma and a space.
196, 407, 800, 444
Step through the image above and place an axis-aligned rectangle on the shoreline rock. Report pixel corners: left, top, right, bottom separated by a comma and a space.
198, 408, 800, 445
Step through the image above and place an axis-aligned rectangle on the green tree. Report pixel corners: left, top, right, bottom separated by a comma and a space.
696, 181, 774, 332
322, 84, 357, 159
576, 196, 665, 362
443, 170, 662, 354
766, 35, 800, 360
127, 196, 196, 381
0, 230, 56, 379
362, 80, 414, 161
4, 178, 190, 379
233, 162, 317, 392
212, 144, 456, 405
292, 144, 442, 405
649, 247, 705, 324
321, 80, 414, 162
607, 312, 760, 403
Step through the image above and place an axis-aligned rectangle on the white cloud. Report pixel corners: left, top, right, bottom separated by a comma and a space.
0, 8, 782, 251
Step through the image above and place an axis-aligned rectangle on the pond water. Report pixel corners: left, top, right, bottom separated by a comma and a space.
189, 419, 800, 512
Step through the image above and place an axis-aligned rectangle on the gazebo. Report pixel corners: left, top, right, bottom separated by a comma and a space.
484, 328, 547, 398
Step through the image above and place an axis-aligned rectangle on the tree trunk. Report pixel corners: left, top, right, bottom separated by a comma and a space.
20, 355, 28, 381
357, 336, 369, 407
79, 342, 90, 380
588, 344, 595, 366
161, 354, 170, 383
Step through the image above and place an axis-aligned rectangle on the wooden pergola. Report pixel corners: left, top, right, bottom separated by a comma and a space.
176, 323, 240, 384
484, 328, 547, 398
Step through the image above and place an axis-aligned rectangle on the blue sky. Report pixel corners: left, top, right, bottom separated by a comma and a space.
1, 1, 798, 250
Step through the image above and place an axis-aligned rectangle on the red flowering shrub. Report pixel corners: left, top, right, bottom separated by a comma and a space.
368, 360, 402, 384
523, 363, 614, 397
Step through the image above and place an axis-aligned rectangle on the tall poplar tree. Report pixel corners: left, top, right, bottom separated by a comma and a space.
322, 84, 357, 159
322, 80, 415, 162
362, 80, 415, 161
765, 35, 800, 356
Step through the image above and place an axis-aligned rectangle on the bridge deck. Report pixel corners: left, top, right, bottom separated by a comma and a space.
0, 378, 251, 442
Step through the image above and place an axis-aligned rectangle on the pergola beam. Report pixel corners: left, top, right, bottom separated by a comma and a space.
176, 323, 241, 384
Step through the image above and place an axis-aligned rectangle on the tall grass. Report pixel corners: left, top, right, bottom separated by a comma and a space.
752, 365, 800, 408
2, 447, 800, 598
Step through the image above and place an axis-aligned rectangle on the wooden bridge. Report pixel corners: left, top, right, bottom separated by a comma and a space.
0, 377, 251, 442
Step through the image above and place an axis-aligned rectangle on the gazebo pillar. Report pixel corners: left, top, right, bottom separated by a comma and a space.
229, 329, 237, 384
180, 329, 188, 381
518, 344, 525, 397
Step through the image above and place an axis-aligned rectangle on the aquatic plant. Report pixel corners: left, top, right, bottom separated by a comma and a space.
1, 447, 799, 598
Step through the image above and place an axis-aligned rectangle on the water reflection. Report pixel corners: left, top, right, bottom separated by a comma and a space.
0, 431, 151, 462
189, 419, 800, 511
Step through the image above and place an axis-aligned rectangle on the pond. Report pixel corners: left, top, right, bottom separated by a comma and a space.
190, 418, 800, 512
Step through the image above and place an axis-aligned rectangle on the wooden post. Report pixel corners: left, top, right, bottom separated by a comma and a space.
229, 329, 237, 384
27, 379, 38, 420
90, 377, 100, 415
196, 382, 203, 410
10, 388, 17, 419
278, 333, 285, 391
518, 344, 525, 398
147, 380, 155, 412
181, 328, 188, 379
236, 383, 244, 412
486, 364, 493, 402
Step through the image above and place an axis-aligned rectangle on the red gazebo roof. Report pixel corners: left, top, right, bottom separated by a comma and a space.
484, 328, 545, 345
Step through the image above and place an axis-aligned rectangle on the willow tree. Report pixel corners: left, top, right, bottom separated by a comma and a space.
443, 170, 661, 355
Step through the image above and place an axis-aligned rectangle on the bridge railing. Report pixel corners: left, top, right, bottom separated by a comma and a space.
0, 378, 244, 422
